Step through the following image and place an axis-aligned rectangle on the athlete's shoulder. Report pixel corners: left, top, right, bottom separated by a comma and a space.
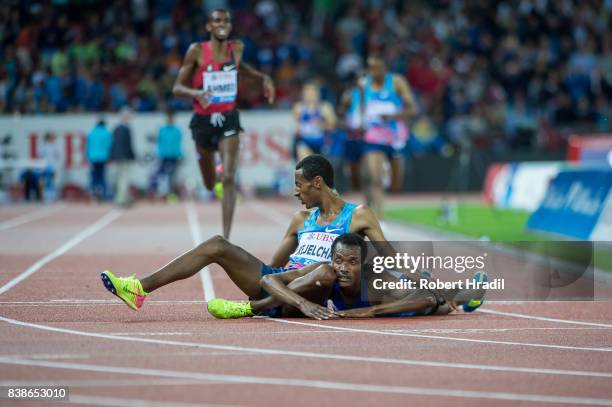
186, 42, 203, 57
289, 210, 310, 228
350, 204, 381, 232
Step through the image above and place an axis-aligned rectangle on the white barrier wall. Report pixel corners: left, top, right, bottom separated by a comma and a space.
0, 111, 296, 194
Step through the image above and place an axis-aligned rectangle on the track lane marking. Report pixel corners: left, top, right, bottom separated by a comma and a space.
0, 209, 122, 295
479, 309, 612, 328
0, 357, 610, 406
0, 205, 65, 231
268, 318, 612, 352
185, 201, 215, 301
1, 316, 611, 378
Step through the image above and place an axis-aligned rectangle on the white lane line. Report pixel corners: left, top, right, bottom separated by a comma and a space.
67, 393, 241, 407
0, 379, 223, 388
0, 205, 64, 231
479, 309, 612, 328
0, 210, 122, 295
106, 332, 193, 336
269, 318, 612, 352
185, 201, 215, 301
1, 316, 610, 378
248, 201, 288, 227
1, 357, 610, 406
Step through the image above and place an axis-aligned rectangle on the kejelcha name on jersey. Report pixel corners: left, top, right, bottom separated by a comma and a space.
372, 277, 505, 291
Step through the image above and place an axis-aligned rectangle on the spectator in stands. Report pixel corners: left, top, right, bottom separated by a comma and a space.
86, 119, 112, 202
149, 109, 182, 200
39, 132, 61, 201
110, 107, 136, 207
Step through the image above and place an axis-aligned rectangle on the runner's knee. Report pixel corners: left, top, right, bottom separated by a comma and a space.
221, 172, 235, 187
198, 234, 230, 258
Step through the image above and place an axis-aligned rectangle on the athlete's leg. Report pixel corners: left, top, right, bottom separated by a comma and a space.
140, 235, 265, 299
196, 144, 216, 191
250, 263, 336, 314
218, 134, 240, 239
364, 150, 386, 219
390, 154, 404, 193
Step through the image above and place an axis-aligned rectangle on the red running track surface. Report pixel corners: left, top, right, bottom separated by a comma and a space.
0, 200, 611, 407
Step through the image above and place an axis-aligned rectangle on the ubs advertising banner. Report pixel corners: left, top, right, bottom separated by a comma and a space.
526, 169, 612, 240
0, 111, 295, 194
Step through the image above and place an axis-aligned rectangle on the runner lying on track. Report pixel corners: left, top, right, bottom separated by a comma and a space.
208, 233, 487, 319
100, 154, 461, 316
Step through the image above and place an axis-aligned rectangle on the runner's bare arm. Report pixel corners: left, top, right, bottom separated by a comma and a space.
350, 204, 398, 259
268, 211, 309, 268
172, 43, 210, 107
292, 102, 302, 122
260, 263, 336, 320
350, 205, 387, 241
321, 102, 337, 130
336, 294, 435, 318
234, 41, 275, 104
392, 74, 417, 119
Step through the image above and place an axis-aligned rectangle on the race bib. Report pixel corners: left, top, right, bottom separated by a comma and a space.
365, 100, 397, 125
291, 231, 340, 263
203, 70, 237, 103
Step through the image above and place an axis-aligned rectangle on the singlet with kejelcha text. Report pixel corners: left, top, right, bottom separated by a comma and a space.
287, 202, 358, 270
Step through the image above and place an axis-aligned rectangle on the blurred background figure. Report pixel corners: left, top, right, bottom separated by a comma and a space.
338, 72, 366, 192
149, 109, 182, 202
86, 119, 112, 202
292, 82, 336, 161
39, 132, 61, 201
361, 54, 416, 219
110, 107, 136, 207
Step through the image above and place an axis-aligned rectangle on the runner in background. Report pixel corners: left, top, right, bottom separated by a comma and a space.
172, 8, 275, 238
362, 54, 417, 219
292, 82, 336, 161
338, 72, 366, 191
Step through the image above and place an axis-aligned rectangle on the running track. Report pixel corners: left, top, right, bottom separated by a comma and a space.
1, 198, 611, 407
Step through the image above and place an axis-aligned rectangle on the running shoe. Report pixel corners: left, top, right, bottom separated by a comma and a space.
214, 181, 224, 200
207, 298, 253, 319
462, 271, 488, 312
100, 270, 148, 311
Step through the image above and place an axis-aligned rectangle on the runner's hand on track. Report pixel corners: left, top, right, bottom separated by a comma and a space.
299, 301, 336, 320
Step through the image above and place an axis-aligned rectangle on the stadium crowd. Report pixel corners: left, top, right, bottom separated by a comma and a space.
1, 0, 610, 152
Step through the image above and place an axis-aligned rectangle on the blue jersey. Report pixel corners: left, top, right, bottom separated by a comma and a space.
363, 73, 408, 148
287, 202, 358, 269
330, 281, 371, 310
346, 87, 364, 130
298, 105, 325, 141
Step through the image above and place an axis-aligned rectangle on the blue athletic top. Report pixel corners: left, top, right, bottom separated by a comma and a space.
330, 281, 370, 311
364, 74, 403, 130
287, 202, 358, 270
346, 87, 364, 130
297, 105, 325, 141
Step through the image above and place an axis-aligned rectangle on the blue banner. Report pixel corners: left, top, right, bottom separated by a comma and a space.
527, 169, 612, 239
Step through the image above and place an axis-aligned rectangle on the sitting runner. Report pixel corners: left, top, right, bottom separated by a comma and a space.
100, 155, 422, 312
209, 233, 487, 319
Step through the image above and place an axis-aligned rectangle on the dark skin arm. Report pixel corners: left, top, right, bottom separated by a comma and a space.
336, 289, 436, 318
350, 204, 447, 305
268, 211, 309, 268
172, 43, 211, 108
233, 40, 275, 104
259, 263, 337, 320
381, 74, 417, 121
